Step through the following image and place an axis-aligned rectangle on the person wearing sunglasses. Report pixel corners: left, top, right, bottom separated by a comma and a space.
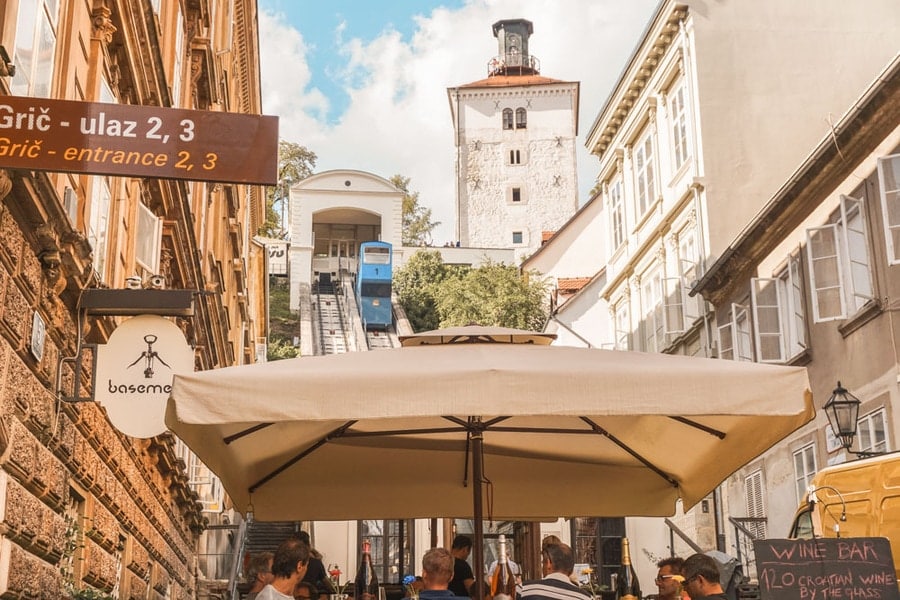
654, 557, 687, 600
680, 554, 727, 600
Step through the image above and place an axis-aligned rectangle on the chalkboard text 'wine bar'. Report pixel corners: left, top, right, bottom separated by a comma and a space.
753, 538, 899, 600
0, 96, 278, 185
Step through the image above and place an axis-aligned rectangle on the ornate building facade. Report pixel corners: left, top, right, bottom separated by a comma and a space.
0, 1, 267, 597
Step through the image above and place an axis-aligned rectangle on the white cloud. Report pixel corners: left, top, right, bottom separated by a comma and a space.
260, 1, 658, 242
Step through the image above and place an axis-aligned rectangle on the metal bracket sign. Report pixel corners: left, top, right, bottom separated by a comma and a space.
0, 95, 278, 185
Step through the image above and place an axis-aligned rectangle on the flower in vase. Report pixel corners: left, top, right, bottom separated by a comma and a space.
403, 575, 419, 599
328, 565, 343, 592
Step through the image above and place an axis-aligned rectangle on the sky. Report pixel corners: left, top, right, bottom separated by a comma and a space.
257, 0, 660, 243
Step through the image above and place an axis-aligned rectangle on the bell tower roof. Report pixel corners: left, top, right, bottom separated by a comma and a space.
488, 19, 540, 77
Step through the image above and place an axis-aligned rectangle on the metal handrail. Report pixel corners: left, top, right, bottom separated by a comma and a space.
729, 516, 766, 581
663, 517, 704, 554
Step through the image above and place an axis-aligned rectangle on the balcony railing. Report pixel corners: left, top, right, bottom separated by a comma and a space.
487, 53, 540, 76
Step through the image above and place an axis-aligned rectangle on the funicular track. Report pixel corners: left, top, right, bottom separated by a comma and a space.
365, 328, 399, 350
311, 271, 402, 357
313, 274, 351, 355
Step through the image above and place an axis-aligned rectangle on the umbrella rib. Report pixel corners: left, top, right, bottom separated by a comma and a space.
248, 420, 357, 494
341, 426, 465, 437
579, 417, 679, 487
668, 416, 726, 439
487, 426, 606, 434
223, 422, 274, 445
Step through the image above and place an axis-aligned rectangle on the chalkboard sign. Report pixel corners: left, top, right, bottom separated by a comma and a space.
753, 538, 899, 600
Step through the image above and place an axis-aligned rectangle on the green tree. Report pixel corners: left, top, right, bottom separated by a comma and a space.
436, 261, 549, 330
393, 250, 465, 331
391, 174, 439, 246
260, 140, 317, 238
395, 253, 549, 332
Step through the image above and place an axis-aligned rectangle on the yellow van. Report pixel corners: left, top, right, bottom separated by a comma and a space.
788, 452, 900, 578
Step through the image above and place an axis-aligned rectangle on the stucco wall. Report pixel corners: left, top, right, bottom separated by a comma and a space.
692, 0, 900, 258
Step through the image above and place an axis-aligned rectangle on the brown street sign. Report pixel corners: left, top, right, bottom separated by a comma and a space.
0, 96, 279, 185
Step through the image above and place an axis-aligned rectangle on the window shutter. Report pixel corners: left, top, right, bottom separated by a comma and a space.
745, 470, 767, 538
877, 154, 900, 265
806, 223, 846, 322
751, 278, 784, 363
733, 303, 753, 362
680, 258, 701, 321
839, 195, 874, 310
663, 277, 685, 334
614, 302, 631, 351
135, 202, 162, 274
787, 257, 808, 352
717, 319, 734, 360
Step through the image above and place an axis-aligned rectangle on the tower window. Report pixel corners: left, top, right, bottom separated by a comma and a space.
512, 188, 521, 202
512, 231, 523, 244
509, 150, 522, 165
515, 108, 527, 129
502, 108, 513, 130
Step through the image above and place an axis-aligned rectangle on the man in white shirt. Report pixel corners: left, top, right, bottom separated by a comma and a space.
257, 537, 311, 600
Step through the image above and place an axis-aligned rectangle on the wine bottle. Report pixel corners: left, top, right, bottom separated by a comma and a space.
491, 534, 517, 600
355, 538, 379, 600
616, 537, 641, 600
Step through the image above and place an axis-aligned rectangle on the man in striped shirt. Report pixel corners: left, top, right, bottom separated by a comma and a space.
518, 543, 590, 600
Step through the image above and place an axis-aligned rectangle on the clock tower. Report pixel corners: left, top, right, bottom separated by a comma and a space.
448, 19, 580, 260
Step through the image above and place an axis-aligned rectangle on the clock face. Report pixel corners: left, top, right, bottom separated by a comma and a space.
507, 33, 521, 54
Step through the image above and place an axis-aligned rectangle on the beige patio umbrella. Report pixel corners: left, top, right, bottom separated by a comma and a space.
166, 325, 813, 574
167, 324, 813, 513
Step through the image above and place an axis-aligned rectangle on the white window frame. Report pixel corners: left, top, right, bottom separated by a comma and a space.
793, 443, 817, 505
806, 195, 873, 322
877, 154, 900, 264
614, 300, 630, 351
669, 80, 691, 171
641, 269, 664, 353
663, 277, 686, 335
135, 202, 163, 274
88, 176, 111, 281
633, 130, 656, 217
172, 7, 185, 107
786, 257, 808, 354
11, 0, 59, 98
751, 256, 808, 363
718, 303, 752, 361
62, 187, 79, 227
857, 408, 889, 455
751, 278, 784, 363
608, 177, 625, 250
678, 229, 702, 323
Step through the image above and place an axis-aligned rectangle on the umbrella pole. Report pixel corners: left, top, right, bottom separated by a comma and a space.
472, 428, 485, 600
